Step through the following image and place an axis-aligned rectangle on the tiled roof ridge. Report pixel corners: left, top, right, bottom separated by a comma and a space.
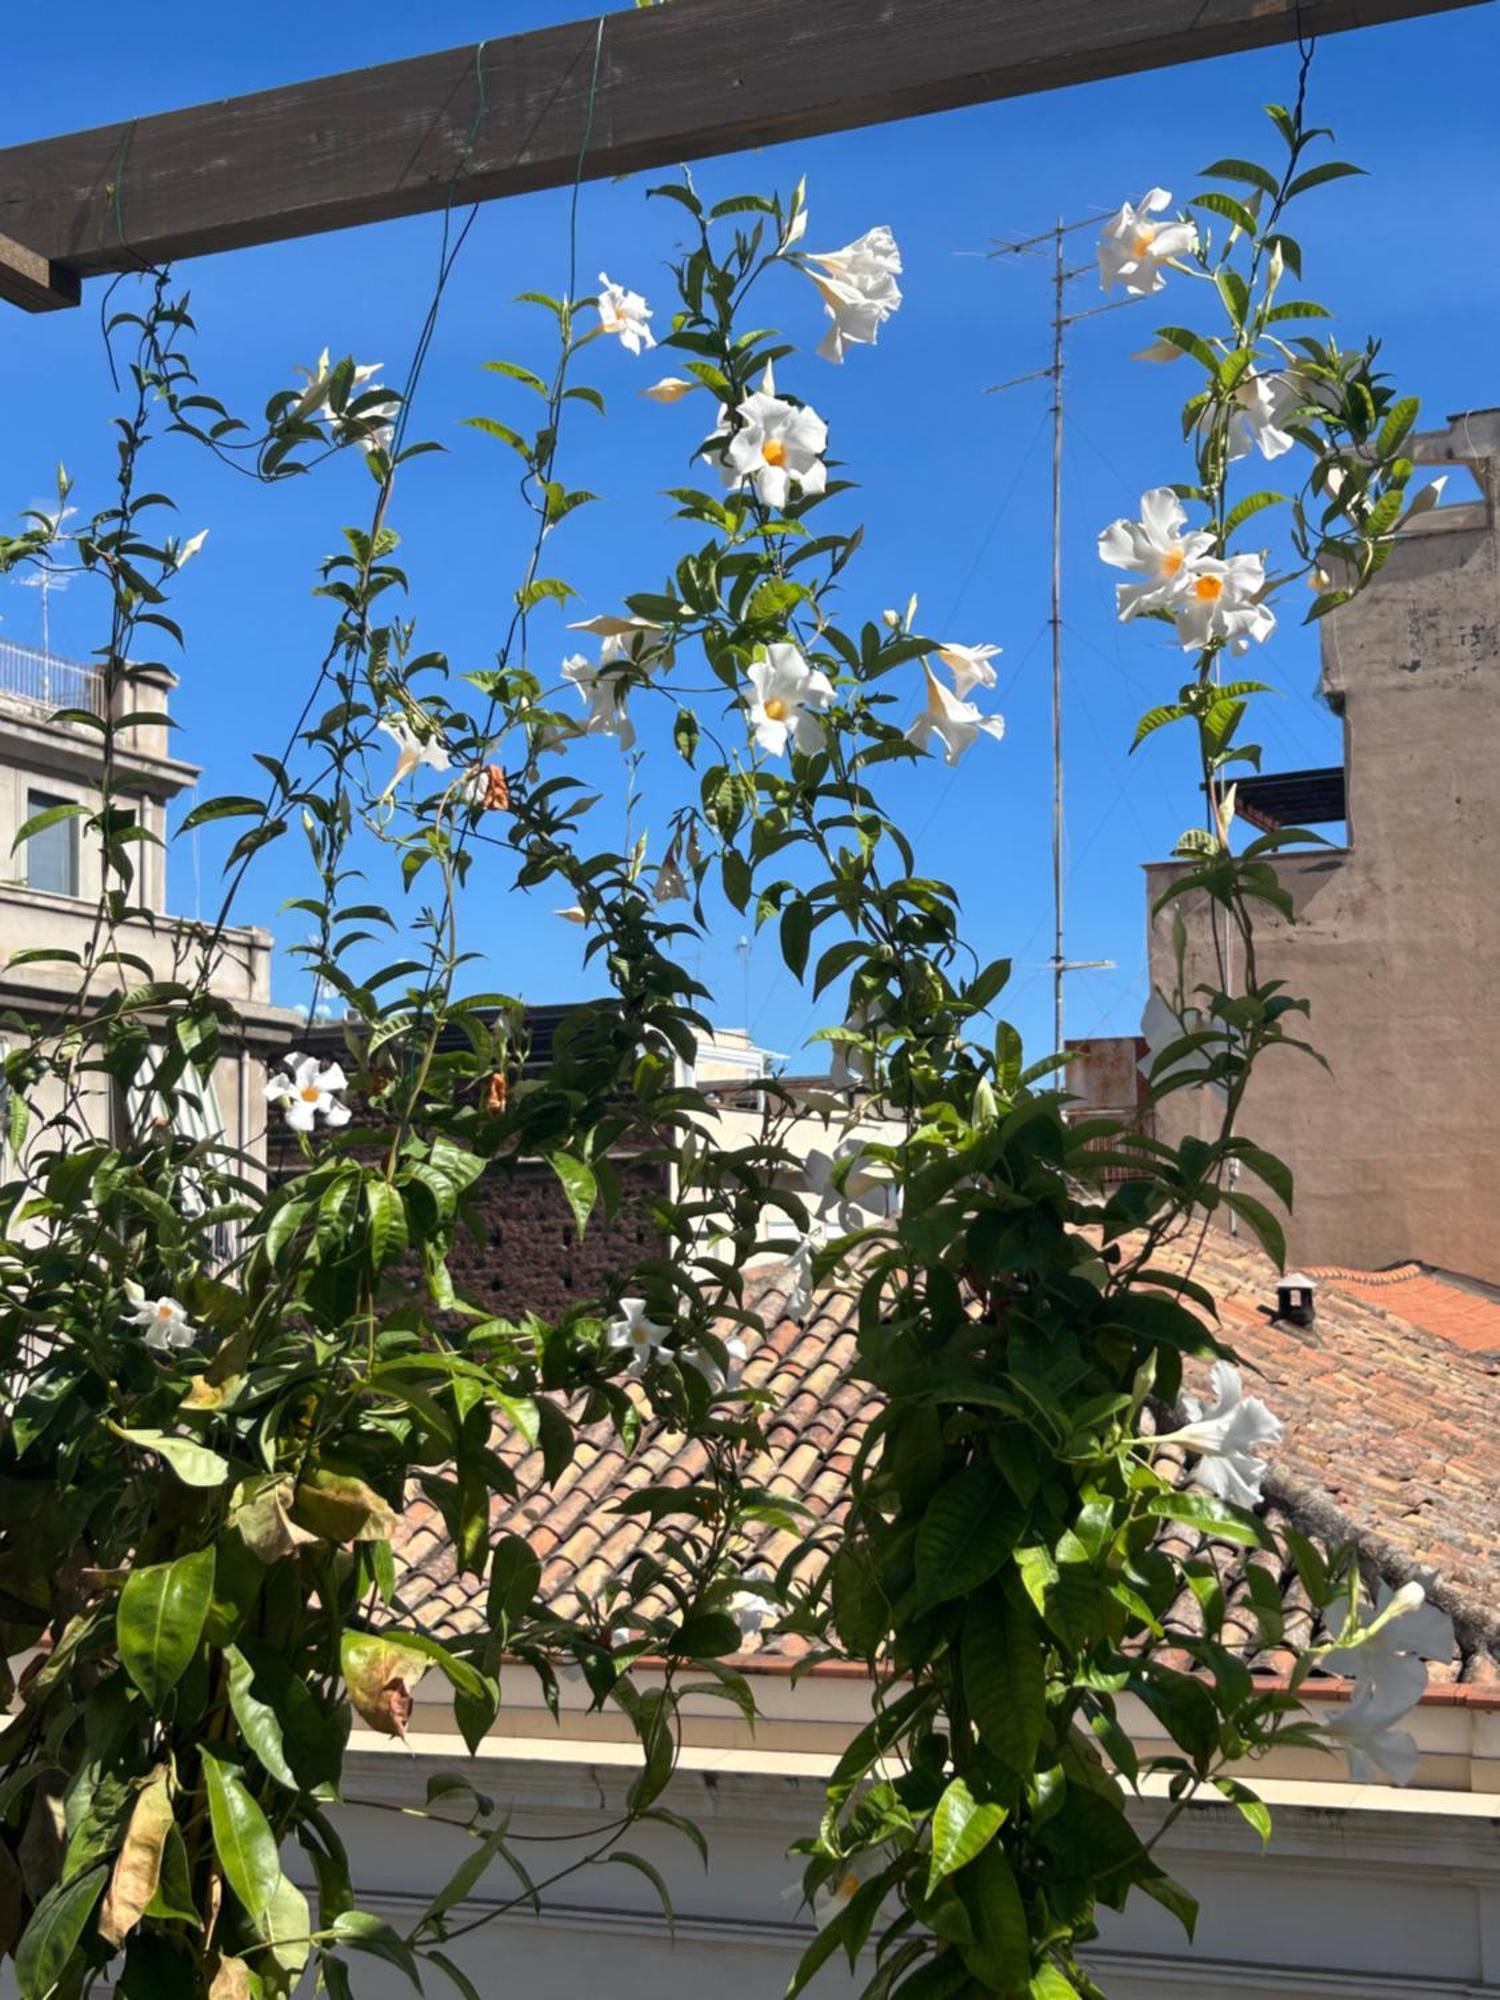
1306, 1261, 1424, 1287
1263, 1460, 1500, 1663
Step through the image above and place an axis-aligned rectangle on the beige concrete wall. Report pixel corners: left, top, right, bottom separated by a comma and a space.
1147, 420, 1500, 1283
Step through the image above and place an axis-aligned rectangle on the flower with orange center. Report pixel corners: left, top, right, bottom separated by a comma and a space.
265, 1052, 353, 1134
126, 1290, 196, 1352
594, 273, 655, 355
1098, 189, 1199, 296
743, 642, 835, 757
711, 364, 828, 509
1098, 488, 1215, 621
1169, 550, 1278, 655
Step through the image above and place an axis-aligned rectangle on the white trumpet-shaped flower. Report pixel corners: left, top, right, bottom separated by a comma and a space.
743, 643, 835, 757
721, 383, 828, 509
730, 1565, 779, 1642
561, 652, 636, 752
605, 1297, 668, 1375
933, 641, 1002, 699
126, 1290, 196, 1353
799, 225, 903, 363
379, 715, 450, 796
905, 663, 1005, 766
265, 1053, 353, 1134
1170, 551, 1277, 655
1160, 1360, 1283, 1509
680, 1335, 747, 1395
1220, 372, 1300, 461
1098, 190, 1199, 296
641, 376, 698, 404
596, 273, 655, 355
289, 348, 383, 422
1326, 1580, 1454, 1708
811, 1850, 884, 1929
1098, 488, 1216, 621
1320, 1681, 1422, 1788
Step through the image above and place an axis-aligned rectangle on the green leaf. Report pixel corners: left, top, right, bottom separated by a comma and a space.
927, 1779, 1006, 1893
780, 899, 813, 980
226, 1640, 343, 1793
1142, 1491, 1274, 1550
913, 1463, 1023, 1610
1285, 161, 1367, 200
201, 1750, 281, 1925
1224, 490, 1287, 535
115, 1427, 230, 1489
1221, 1188, 1286, 1267
1377, 395, 1420, 460
1029, 1969, 1081, 2000
548, 1152, 597, 1236
117, 1547, 215, 1707
956, 1844, 1028, 1991
1199, 157, 1280, 198
1193, 190, 1259, 238
963, 1592, 1046, 1774
608, 1849, 676, 1924
330, 1910, 423, 1985
11, 799, 87, 854
177, 795, 266, 832
365, 1180, 409, 1270
486, 1534, 541, 1629
15, 1862, 106, 1999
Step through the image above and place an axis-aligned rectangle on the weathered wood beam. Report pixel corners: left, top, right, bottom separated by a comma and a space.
0, 229, 80, 312
0, 0, 1485, 311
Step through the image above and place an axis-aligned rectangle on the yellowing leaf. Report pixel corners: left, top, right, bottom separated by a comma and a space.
98, 1768, 175, 1946
340, 1631, 430, 1739
291, 1467, 401, 1544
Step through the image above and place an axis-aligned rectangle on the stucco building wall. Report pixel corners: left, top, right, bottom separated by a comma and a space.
1146, 411, 1500, 1284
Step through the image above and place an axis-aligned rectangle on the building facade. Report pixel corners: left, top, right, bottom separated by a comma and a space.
0, 637, 295, 1176
1144, 408, 1500, 1284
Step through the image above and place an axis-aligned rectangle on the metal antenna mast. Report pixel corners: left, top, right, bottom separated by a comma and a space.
988, 215, 1135, 1053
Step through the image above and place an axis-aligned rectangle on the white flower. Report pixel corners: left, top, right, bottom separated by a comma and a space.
127, 1293, 195, 1352
799, 225, 903, 363
781, 1236, 816, 1321
1326, 1580, 1455, 1706
172, 529, 210, 568
1098, 488, 1216, 621
568, 613, 665, 643
556, 906, 589, 925
743, 643, 835, 757
1098, 190, 1199, 296
805, 1138, 892, 1236
811, 1851, 883, 1929
266, 1052, 353, 1134
1161, 1360, 1283, 1509
289, 348, 383, 422
934, 641, 1001, 699
605, 1297, 668, 1374
730, 1565, 778, 1642
1221, 373, 1299, 461
596, 273, 655, 355
905, 663, 1005, 766
1133, 336, 1188, 364
378, 715, 450, 795
721, 383, 828, 509
1321, 1682, 1422, 1788
1170, 551, 1277, 655
641, 376, 698, 404
561, 652, 636, 753
680, 1336, 747, 1395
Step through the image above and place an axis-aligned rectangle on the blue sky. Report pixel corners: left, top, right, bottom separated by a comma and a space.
5, 3, 1497, 1068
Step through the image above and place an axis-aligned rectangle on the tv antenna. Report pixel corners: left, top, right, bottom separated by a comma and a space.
987, 214, 1137, 1054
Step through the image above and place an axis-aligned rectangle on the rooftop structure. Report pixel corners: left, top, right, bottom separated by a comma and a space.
1145, 406, 1500, 1286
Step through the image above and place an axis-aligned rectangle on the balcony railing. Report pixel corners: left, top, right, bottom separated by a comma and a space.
0, 638, 106, 718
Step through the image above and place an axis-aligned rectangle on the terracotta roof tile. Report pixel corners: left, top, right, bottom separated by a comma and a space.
395, 1233, 1500, 1679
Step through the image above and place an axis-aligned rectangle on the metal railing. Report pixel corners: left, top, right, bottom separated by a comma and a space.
0, 638, 106, 718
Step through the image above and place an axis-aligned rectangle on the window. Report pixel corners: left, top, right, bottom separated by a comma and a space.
25, 789, 79, 897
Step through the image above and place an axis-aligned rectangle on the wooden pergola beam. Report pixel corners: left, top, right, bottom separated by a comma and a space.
0, 0, 1484, 311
